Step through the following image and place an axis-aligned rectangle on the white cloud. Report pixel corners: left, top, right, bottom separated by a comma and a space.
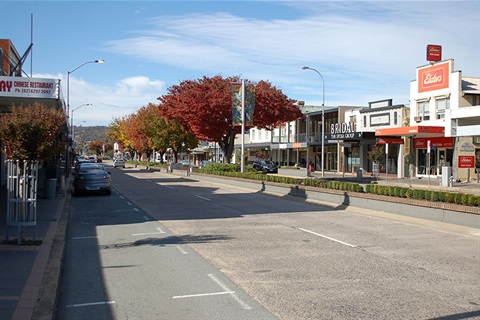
102, 1, 478, 109
34, 73, 165, 126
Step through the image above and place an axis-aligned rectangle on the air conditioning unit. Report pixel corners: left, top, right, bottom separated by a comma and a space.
414, 116, 422, 122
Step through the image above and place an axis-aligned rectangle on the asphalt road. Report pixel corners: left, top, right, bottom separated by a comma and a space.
57, 165, 480, 320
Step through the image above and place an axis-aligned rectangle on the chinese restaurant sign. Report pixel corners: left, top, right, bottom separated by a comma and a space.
0, 76, 59, 99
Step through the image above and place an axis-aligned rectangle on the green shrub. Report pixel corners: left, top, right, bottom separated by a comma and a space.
468, 195, 480, 207
412, 189, 426, 200
445, 192, 456, 203
438, 192, 446, 202
430, 191, 440, 202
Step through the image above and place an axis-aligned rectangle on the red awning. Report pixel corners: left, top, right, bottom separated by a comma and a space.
375, 126, 445, 138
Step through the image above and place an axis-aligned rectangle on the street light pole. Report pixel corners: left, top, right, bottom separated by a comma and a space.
67, 60, 104, 120
66, 59, 104, 176
71, 104, 91, 141
302, 66, 325, 177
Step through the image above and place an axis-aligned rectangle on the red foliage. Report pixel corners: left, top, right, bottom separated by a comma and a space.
158, 75, 303, 161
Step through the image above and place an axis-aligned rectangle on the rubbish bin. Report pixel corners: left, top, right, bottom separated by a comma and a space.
46, 178, 57, 199
357, 169, 363, 179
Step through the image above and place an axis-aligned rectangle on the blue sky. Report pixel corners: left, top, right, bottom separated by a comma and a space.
1, 0, 479, 126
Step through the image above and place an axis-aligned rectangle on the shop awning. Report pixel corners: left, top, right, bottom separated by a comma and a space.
375, 126, 445, 138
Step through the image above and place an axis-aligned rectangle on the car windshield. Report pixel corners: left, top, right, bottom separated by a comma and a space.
262, 160, 275, 165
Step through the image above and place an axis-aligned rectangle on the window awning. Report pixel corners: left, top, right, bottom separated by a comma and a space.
375, 126, 445, 138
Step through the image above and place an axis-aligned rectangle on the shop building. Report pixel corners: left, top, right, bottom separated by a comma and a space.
345, 99, 409, 177
376, 59, 480, 180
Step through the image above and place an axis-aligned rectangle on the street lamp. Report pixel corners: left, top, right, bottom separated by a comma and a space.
302, 66, 325, 177
67, 59, 104, 118
71, 103, 90, 140
66, 59, 104, 176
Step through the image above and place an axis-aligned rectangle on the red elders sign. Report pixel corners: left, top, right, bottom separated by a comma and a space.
458, 156, 475, 168
426, 44, 442, 62
418, 61, 449, 93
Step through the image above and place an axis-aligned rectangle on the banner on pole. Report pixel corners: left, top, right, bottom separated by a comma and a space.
245, 85, 255, 126
232, 83, 242, 125
232, 83, 255, 126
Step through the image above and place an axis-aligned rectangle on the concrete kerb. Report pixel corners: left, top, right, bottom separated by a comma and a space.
32, 179, 72, 320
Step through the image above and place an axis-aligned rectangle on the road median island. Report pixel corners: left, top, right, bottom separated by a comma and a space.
189, 172, 479, 229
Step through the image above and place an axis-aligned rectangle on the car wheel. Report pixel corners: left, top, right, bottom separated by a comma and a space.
106, 190, 112, 195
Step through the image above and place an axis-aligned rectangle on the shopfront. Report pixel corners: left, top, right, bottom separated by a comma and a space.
414, 137, 454, 176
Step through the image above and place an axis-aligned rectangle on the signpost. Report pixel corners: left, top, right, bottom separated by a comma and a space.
459, 155, 475, 182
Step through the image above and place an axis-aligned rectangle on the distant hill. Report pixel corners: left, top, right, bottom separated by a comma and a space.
74, 125, 109, 143
73, 126, 112, 154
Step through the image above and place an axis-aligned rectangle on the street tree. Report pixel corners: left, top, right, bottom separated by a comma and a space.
158, 75, 303, 162
0, 102, 66, 161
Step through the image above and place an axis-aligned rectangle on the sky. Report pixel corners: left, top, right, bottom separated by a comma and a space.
0, 0, 479, 126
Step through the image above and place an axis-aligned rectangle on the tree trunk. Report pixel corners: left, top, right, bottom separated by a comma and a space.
219, 130, 236, 163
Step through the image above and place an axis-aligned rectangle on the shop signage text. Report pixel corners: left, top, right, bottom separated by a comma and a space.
426, 44, 442, 62
414, 137, 453, 149
377, 137, 404, 145
0, 76, 58, 99
418, 61, 449, 93
458, 156, 475, 168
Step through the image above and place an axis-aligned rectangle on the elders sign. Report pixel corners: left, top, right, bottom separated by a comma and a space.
458, 156, 475, 169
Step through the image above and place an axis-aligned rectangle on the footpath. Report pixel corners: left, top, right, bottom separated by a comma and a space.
0, 167, 478, 320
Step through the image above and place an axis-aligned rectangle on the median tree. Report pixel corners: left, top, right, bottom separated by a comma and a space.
158, 75, 303, 163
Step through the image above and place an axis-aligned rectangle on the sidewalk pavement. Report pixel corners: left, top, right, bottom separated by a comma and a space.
0, 178, 71, 320
0, 170, 478, 320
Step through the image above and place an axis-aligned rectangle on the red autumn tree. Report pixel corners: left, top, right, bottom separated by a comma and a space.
158, 75, 303, 162
88, 140, 113, 156
0, 102, 66, 161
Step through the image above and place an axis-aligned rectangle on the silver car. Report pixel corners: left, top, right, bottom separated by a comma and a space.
73, 163, 112, 196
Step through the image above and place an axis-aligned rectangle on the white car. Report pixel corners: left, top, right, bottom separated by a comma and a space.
113, 158, 125, 168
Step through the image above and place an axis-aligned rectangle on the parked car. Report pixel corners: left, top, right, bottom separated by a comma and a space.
74, 157, 90, 172
113, 158, 125, 168
199, 160, 211, 168
181, 159, 190, 166
252, 159, 278, 173
73, 163, 112, 196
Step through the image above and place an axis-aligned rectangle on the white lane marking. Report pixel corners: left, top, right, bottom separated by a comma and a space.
208, 274, 252, 310
173, 291, 231, 299
66, 301, 115, 308
298, 228, 357, 248
146, 179, 152, 182
127, 202, 133, 206
142, 216, 149, 221
72, 236, 98, 240
161, 185, 174, 189
195, 195, 211, 201
133, 208, 139, 212
114, 209, 135, 212
120, 196, 125, 199
131, 232, 162, 236
176, 245, 188, 254
131, 228, 165, 236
